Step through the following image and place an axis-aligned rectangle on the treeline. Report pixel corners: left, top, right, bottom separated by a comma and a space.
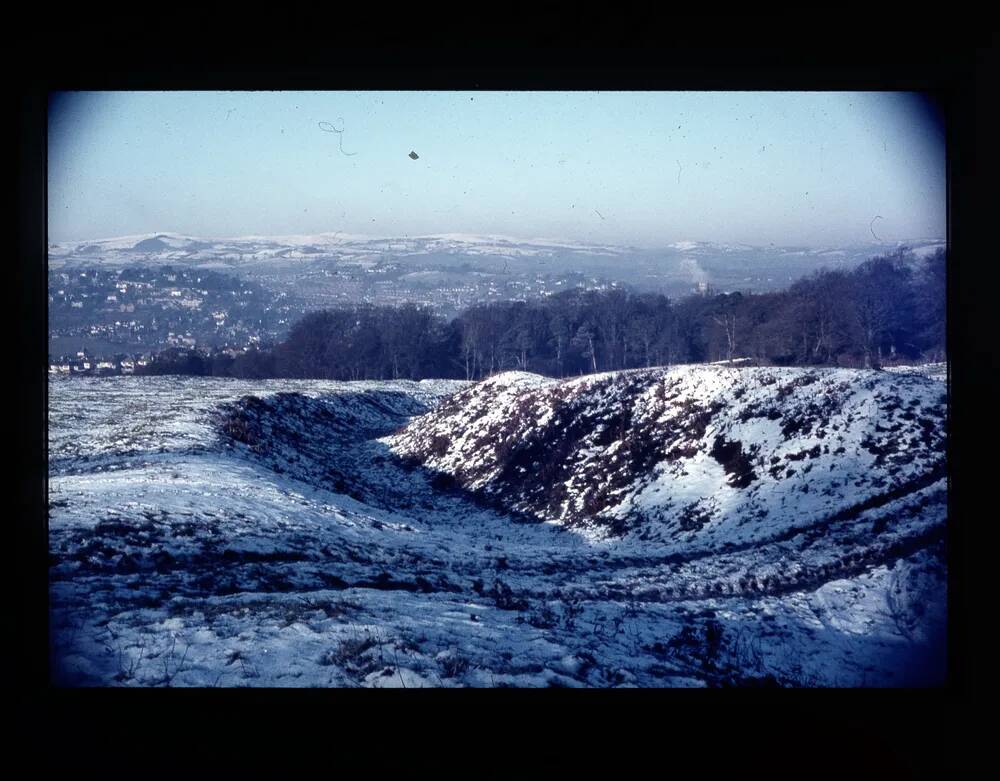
138, 248, 946, 380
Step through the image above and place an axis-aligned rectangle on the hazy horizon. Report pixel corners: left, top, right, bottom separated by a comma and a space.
49, 227, 947, 252
48, 91, 946, 249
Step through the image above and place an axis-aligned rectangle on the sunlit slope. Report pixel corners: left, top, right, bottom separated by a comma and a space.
387, 366, 947, 544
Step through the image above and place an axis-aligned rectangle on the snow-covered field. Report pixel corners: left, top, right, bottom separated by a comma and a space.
48, 367, 947, 687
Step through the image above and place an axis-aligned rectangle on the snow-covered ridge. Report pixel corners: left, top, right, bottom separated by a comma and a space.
46, 231, 634, 270
387, 365, 947, 544
48, 375, 465, 477
48, 231, 946, 270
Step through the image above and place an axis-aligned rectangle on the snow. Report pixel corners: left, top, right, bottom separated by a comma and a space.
882, 362, 947, 381
47, 231, 629, 270
389, 365, 946, 546
49, 365, 947, 687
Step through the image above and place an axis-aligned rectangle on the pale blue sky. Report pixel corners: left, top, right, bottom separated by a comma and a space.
48, 91, 945, 248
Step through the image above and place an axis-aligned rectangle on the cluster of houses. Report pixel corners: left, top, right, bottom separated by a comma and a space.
48, 351, 150, 376
48, 343, 258, 377
165, 331, 198, 348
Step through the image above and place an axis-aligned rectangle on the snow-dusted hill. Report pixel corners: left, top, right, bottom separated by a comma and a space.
47, 231, 633, 271
47, 232, 947, 309
387, 366, 947, 544
48, 367, 947, 688
48, 231, 945, 279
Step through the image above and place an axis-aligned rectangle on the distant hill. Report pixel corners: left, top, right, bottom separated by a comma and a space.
132, 237, 171, 252
49, 231, 946, 289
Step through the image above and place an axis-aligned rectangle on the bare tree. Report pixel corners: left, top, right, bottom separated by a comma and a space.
712, 312, 738, 362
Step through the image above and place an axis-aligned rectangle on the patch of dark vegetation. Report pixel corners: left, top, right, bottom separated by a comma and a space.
719, 673, 782, 688
429, 471, 459, 492
491, 579, 530, 611
215, 398, 268, 453
777, 392, 841, 440
318, 572, 350, 589
662, 620, 724, 673
523, 602, 560, 629
432, 574, 464, 594
709, 436, 758, 488
220, 548, 310, 564
439, 653, 470, 679
114, 553, 142, 574
355, 572, 428, 593
785, 445, 822, 462
678, 501, 713, 532
738, 404, 783, 423
605, 515, 630, 536
89, 516, 165, 547
320, 635, 379, 675
918, 418, 940, 448
775, 373, 819, 399
780, 411, 812, 439
413, 576, 435, 593
428, 434, 451, 458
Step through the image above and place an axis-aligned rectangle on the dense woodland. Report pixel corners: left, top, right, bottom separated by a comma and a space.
138, 248, 947, 380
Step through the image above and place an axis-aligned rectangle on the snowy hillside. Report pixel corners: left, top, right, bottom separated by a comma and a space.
387, 366, 947, 543
49, 367, 947, 688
